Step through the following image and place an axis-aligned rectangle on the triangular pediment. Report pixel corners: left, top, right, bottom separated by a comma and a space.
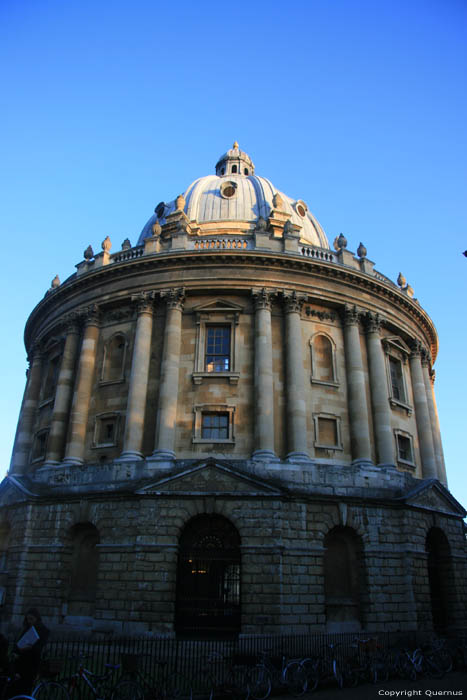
193, 299, 244, 314
382, 336, 411, 358
136, 459, 283, 497
404, 479, 466, 517
0, 476, 37, 507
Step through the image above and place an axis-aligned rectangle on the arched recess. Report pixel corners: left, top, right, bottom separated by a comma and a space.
101, 333, 126, 383
324, 526, 366, 632
176, 514, 241, 638
426, 527, 454, 633
310, 333, 337, 384
67, 523, 100, 617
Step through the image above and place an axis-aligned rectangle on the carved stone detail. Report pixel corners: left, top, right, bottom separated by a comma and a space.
365, 311, 382, 334
82, 304, 100, 327
282, 290, 306, 313
342, 305, 360, 327
304, 307, 337, 322
251, 288, 277, 310
160, 287, 186, 310
131, 291, 156, 315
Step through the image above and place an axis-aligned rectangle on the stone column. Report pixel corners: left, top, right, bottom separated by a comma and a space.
151, 288, 185, 461
63, 305, 100, 466
365, 313, 395, 466
251, 288, 276, 460
118, 292, 155, 461
9, 344, 43, 475
422, 354, 447, 485
409, 342, 437, 478
343, 306, 372, 465
44, 315, 80, 466
283, 291, 308, 460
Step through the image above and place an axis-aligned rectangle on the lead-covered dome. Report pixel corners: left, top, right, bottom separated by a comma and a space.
138, 144, 329, 248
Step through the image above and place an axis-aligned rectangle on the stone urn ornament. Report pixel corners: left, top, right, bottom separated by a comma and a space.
357, 242, 367, 258
84, 245, 94, 261
101, 235, 112, 253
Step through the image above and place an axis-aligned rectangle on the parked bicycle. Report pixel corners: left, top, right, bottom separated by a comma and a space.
194, 651, 252, 700
248, 649, 307, 700
32, 655, 142, 700
115, 652, 192, 700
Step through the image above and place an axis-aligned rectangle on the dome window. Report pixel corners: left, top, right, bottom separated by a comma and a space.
244, 168, 249, 175
295, 200, 308, 218
220, 181, 237, 199
231, 165, 238, 173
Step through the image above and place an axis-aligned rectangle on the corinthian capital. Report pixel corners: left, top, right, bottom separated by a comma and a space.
282, 290, 306, 313
409, 339, 423, 359
251, 287, 277, 310
132, 290, 156, 315
160, 287, 186, 310
365, 311, 383, 334
342, 305, 361, 327
82, 304, 100, 327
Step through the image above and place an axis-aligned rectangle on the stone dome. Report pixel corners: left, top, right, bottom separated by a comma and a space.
138, 144, 329, 249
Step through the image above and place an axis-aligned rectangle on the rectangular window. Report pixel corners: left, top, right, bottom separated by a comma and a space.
201, 412, 229, 440
389, 357, 405, 402
317, 417, 339, 447
32, 431, 48, 461
205, 326, 231, 372
397, 434, 413, 463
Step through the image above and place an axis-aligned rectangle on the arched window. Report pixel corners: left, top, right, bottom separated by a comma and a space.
324, 526, 365, 632
101, 334, 126, 383
310, 334, 337, 384
67, 523, 100, 617
426, 528, 454, 633
176, 514, 241, 637
231, 165, 237, 174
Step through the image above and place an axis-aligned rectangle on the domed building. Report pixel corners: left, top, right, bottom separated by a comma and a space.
2, 144, 466, 637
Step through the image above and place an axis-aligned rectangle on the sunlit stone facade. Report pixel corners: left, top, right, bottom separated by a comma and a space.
2, 145, 466, 637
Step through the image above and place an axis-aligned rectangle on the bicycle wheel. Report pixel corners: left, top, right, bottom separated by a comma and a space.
247, 665, 271, 700
282, 661, 307, 697
164, 672, 193, 700
111, 680, 145, 700
33, 681, 71, 700
10, 696, 37, 700
331, 659, 343, 689
226, 666, 250, 700
299, 658, 319, 693
422, 655, 444, 680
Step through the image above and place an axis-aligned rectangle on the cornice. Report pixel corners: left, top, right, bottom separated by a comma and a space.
24, 249, 438, 359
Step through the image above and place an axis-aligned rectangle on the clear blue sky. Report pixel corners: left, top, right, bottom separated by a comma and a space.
1, 0, 466, 507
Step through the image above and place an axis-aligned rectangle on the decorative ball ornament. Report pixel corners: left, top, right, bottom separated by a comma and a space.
102, 236, 112, 253
336, 233, 348, 249
357, 242, 367, 258
84, 245, 94, 260
397, 272, 407, 288
121, 238, 131, 250
152, 221, 162, 237
175, 194, 186, 211
51, 274, 60, 289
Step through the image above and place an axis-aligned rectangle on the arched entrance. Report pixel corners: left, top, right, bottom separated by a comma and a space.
324, 526, 365, 632
176, 514, 241, 638
426, 527, 453, 632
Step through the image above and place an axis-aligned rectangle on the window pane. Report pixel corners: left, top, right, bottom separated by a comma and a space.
389, 357, 405, 401
201, 413, 229, 439
206, 327, 230, 372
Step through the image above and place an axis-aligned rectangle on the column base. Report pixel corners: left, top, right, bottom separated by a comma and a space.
351, 458, 374, 467
41, 460, 61, 468
251, 449, 277, 461
286, 451, 310, 462
115, 451, 144, 462
61, 457, 84, 466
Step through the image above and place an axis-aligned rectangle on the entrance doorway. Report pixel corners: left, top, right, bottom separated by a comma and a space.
176, 514, 241, 638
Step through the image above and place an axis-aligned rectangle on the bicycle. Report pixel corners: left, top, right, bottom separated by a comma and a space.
248, 649, 306, 700
114, 652, 192, 700
194, 652, 252, 700
33, 655, 142, 700
393, 647, 444, 681
297, 642, 344, 691
342, 637, 389, 686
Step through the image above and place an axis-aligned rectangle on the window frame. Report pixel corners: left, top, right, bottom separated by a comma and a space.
192, 404, 235, 444
100, 332, 127, 386
309, 332, 339, 387
31, 429, 49, 463
382, 337, 412, 415
394, 429, 415, 468
39, 338, 63, 406
313, 413, 343, 451
192, 302, 242, 385
92, 412, 121, 448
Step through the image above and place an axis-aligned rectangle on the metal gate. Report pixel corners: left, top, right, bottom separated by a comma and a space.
176, 515, 241, 637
